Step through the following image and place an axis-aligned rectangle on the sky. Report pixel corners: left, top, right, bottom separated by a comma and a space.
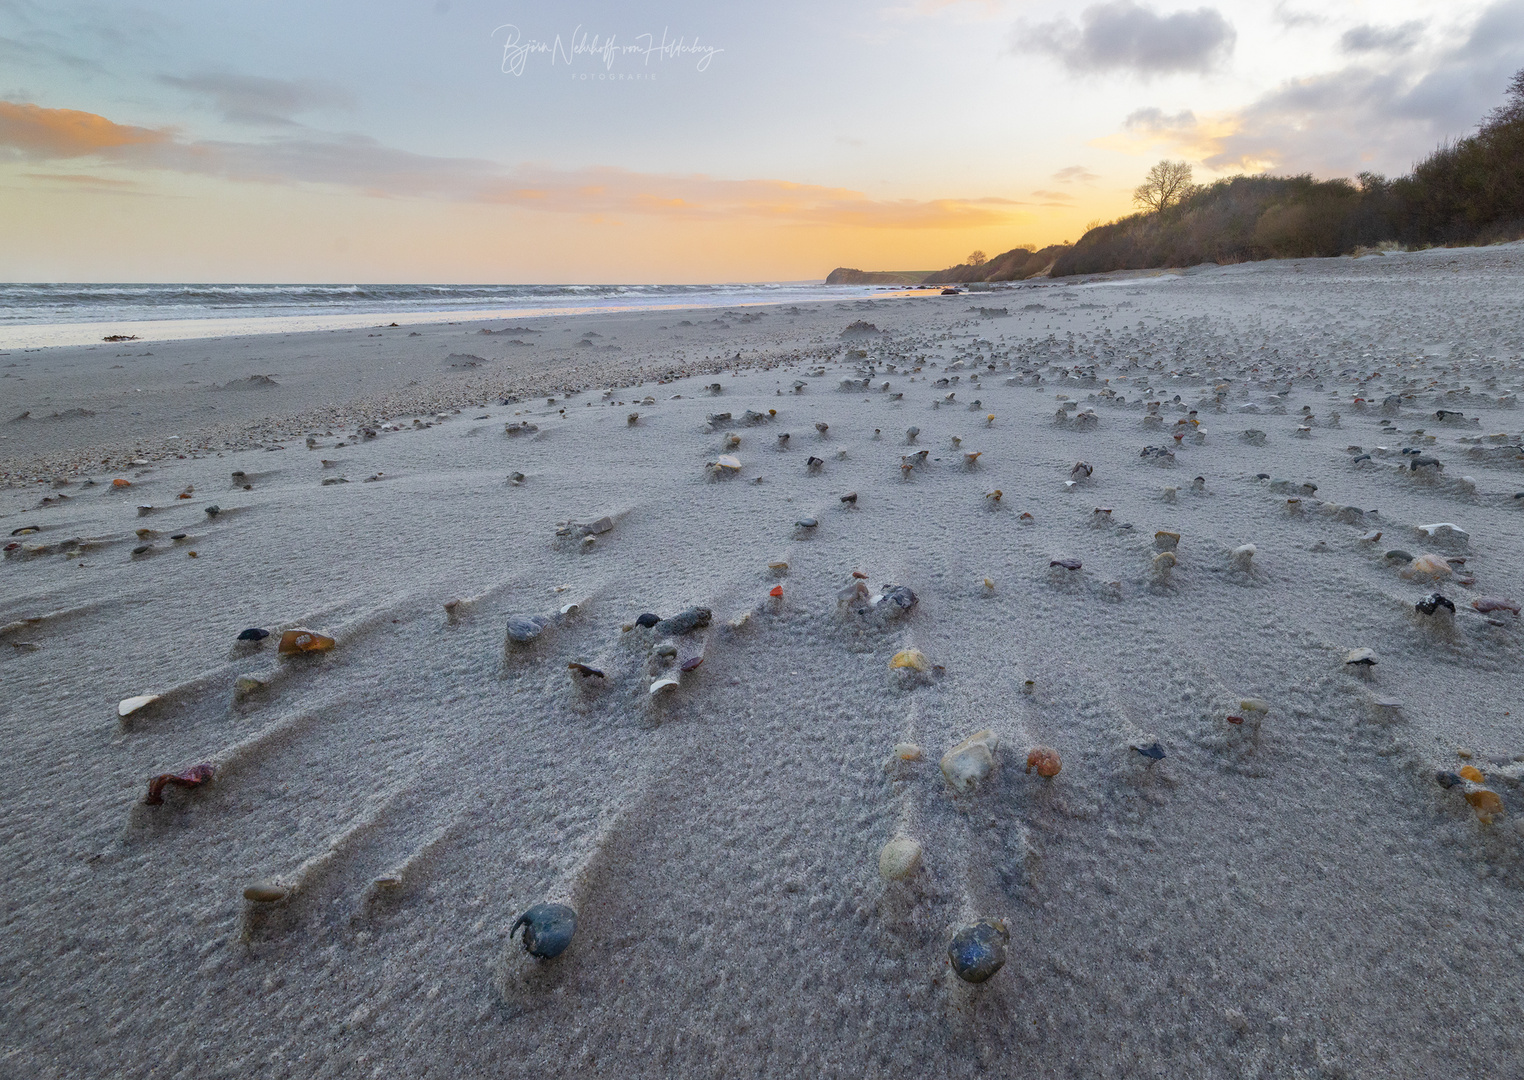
1, 0, 1521, 283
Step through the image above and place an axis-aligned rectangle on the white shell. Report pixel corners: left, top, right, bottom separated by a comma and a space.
649, 675, 680, 695
117, 694, 160, 717
715, 455, 742, 470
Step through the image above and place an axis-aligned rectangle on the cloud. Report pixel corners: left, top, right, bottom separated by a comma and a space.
1106, 0, 1524, 176
1339, 21, 1425, 55
159, 72, 355, 125
1052, 164, 1099, 182
1019, 1, 1236, 76
0, 101, 1029, 230
1271, 3, 1324, 30
1029, 189, 1074, 201
0, 100, 169, 157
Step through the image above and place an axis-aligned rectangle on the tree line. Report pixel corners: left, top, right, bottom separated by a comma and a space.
1051, 67, 1524, 277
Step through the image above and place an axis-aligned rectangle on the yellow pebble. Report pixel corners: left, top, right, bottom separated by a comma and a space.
1466, 789, 1503, 823
1459, 765, 1485, 783
889, 649, 929, 671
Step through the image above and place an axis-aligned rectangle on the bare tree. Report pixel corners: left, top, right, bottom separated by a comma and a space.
1133, 160, 1197, 214
965, 250, 987, 266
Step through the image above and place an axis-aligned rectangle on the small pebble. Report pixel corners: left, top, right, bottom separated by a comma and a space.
243, 883, 287, 904
237, 628, 269, 642
1025, 747, 1061, 778
948, 919, 1009, 983
510, 903, 577, 959
878, 836, 923, 881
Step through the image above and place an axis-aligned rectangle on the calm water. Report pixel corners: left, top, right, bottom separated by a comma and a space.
0, 281, 887, 348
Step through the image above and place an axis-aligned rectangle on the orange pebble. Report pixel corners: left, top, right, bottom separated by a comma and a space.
1465, 789, 1504, 822
1025, 747, 1062, 778
112, 478, 131, 487
278, 628, 336, 654
187, 551, 197, 558
769, 585, 783, 597
1459, 765, 1485, 783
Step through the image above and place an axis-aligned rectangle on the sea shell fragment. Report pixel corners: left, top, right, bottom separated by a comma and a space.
118, 694, 160, 718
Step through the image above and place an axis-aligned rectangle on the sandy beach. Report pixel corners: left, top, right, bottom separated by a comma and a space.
5, 243, 1524, 1078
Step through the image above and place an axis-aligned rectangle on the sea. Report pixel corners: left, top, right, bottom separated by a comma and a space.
0, 281, 892, 349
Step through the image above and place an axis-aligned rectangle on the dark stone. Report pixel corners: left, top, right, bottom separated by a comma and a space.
948, 919, 1009, 983
511, 903, 576, 959
1133, 741, 1166, 761
634, 612, 661, 628
237, 627, 270, 642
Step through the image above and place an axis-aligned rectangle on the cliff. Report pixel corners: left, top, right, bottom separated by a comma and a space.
824, 268, 936, 285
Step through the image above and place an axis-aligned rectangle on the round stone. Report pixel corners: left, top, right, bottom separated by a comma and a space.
878, 837, 923, 881
243, 882, 287, 903
511, 903, 576, 959
948, 919, 1009, 983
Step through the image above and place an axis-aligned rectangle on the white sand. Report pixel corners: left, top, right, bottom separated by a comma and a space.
4, 244, 1524, 1078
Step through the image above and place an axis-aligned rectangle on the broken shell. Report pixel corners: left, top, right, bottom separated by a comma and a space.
1240, 698, 1270, 714
144, 763, 214, 805
1344, 647, 1377, 667
1154, 531, 1180, 551
892, 742, 923, 761
237, 627, 269, 642
806, 456, 824, 469
875, 584, 917, 615
1230, 543, 1256, 570
769, 585, 783, 597
1132, 741, 1166, 761
1050, 558, 1082, 571
1025, 747, 1061, 778
767, 560, 789, 575
940, 729, 998, 792
964, 451, 982, 466
680, 655, 704, 672
1458, 764, 1485, 783
510, 903, 577, 959
815, 422, 829, 434
648, 675, 680, 695
878, 836, 923, 881
889, 649, 929, 671
627, 412, 639, 425
948, 919, 1009, 983
840, 492, 858, 504
112, 478, 131, 487
1152, 551, 1177, 573
1465, 789, 1504, 823
985, 489, 1002, 502
279, 628, 336, 654
243, 883, 288, 904
117, 694, 161, 718
567, 662, 605, 679
796, 517, 819, 529
714, 454, 742, 471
